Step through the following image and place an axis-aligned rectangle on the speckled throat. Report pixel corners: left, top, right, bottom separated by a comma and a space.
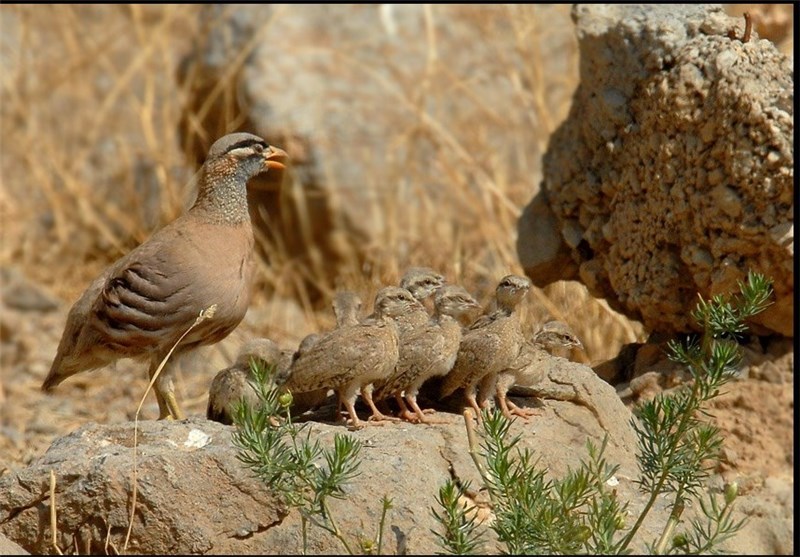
191, 169, 252, 226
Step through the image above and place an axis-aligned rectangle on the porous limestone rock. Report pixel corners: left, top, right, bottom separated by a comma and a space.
517, 4, 793, 336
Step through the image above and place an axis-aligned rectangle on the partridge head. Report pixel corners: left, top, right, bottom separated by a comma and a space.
399, 267, 446, 302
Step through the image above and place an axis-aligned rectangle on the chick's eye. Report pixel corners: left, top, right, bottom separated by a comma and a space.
253, 144, 264, 154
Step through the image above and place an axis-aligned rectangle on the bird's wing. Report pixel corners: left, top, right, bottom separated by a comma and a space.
440, 329, 503, 396
286, 325, 389, 392
92, 251, 199, 351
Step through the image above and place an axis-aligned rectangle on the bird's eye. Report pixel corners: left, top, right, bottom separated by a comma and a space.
253, 143, 264, 154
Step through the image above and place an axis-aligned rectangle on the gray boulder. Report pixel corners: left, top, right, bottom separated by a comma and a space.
1, 361, 646, 554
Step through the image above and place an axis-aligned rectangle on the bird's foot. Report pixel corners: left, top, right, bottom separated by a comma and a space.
416, 413, 448, 425
368, 411, 400, 423
507, 400, 541, 419
398, 409, 421, 423
346, 420, 366, 431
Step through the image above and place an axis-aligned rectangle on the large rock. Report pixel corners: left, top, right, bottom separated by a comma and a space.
0, 533, 28, 556
0, 362, 645, 554
517, 4, 793, 336
0, 419, 287, 554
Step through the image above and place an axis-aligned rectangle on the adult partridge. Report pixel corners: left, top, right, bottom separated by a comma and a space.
42, 133, 288, 420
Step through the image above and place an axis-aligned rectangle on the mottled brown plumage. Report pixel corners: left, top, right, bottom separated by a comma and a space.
290, 290, 364, 415
440, 274, 532, 420
206, 338, 293, 425
374, 284, 480, 423
42, 133, 288, 420
492, 320, 583, 420
284, 286, 418, 429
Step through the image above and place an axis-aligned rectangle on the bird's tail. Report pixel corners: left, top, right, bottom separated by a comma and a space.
41, 360, 69, 392
41, 352, 100, 392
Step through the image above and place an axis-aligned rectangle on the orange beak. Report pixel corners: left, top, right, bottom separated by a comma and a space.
264, 146, 289, 170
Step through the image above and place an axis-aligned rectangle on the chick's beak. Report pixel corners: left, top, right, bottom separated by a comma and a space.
264, 146, 289, 170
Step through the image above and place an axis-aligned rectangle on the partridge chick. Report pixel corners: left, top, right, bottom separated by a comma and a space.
291, 290, 364, 414
399, 267, 445, 310
295, 290, 363, 356
42, 133, 287, 420
440, 274, 531, 421
284, 286, 417, 429
371, 266, 445, 418
206, 338, 293, 425
332, 290, 364, 327
492, 320, 582, 420
374, 284, 480, 423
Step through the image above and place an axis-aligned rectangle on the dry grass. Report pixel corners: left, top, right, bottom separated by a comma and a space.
1, 5, 646, 368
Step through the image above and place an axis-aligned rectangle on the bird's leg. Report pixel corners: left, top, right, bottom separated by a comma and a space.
465, 388, 484, 424
333, 396, 346, 423
497, 392, 518, 421
395, 392, 418, 422
337, 385, 363, 430
163, 390, 186, 421
148, 358, 182, 420
342, 399, 364, 431
476, 373, 497, 410
362, 384, 399, 422
495, 373, 538, 420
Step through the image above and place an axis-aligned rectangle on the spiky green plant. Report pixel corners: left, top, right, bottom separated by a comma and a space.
433, 271, 773, 555
231, 361, 391, 555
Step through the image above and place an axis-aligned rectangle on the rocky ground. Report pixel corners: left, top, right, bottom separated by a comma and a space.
0, 268, 793, 554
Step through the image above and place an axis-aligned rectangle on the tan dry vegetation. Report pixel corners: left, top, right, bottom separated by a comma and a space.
1, 4, 645, 374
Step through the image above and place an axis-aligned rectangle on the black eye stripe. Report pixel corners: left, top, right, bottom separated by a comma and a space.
227, 139, 268, 153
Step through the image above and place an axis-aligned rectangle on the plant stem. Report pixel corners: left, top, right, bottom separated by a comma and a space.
301, 514, 309, 556
620, 377, 702, 551
463, 409, 490, 484
322, 499, 355, 555
376, 496, 392, 555
654, 493, 684, 554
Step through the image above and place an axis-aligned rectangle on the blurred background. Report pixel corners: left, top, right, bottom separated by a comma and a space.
0, 4, 793, 367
